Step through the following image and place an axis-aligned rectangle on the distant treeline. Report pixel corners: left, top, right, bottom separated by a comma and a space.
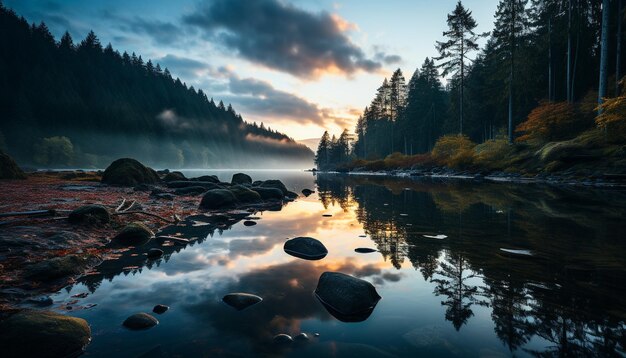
0, 4, 313, 168
316, 0, 626, 170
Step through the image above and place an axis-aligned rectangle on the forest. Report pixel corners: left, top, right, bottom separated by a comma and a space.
316, 0, 626, 175
0, 4, 313, 169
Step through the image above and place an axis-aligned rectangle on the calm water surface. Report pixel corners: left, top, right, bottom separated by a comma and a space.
51, 171, 626, 357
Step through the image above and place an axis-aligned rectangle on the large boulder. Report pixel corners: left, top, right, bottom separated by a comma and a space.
231, 173, 252, 185
284, 237, 328, 260
24, 254, 101, 282
101, 158, 159, 186
222, 293, 263, 311
68, 204, 111, 224
0, 151, 26, 179
163, 171, 186, 182
191, 175, 220, 183
199, 189, 237, 210
251, 187, 284, 200
122, 313, 159, 330
315, 272, 381, 322
0, 310, 91, 358
167, 181, 222, 190
257, 180, 289, 195
229, 185, 262, 203
113, 222, 154, 246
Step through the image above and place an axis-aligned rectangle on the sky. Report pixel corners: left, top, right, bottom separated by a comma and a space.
5, 0, 499, 142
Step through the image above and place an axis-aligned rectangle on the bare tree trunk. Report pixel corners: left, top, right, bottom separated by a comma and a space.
617, 0, 623, 95
571, 0, 580, 102
599, 0, 611, 115
548, 17, 553, 101
567, 0, 572, 102
508, 0, 516, 144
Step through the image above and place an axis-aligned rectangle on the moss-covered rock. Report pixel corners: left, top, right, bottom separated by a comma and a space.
101, 158, 160, 186
0, 151, 25, 179
163, 171, 186, 182
199, 189, 237, 209
231, 173, 252, 185
113, 222, 154, 246
24, 255, 101, 281
251, 187, 285, 200
257, 180, 289, 195
229, 185, 262, 203
0, 310, 91, 358
68, 204, 110, 224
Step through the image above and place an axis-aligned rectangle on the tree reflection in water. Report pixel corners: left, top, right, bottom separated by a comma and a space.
316, 173, 626, 356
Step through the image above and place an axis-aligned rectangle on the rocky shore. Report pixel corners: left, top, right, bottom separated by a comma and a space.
0, 157, 305, 357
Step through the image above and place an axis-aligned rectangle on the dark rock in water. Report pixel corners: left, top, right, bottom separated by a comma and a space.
322, 214, 332, 217
24, 255, 100, 281
355, 248, 378, 253
284, 237, 328, 260
174, 186, 207, 196
101, 158, 160, 186
294, 333, 310, 341
243, 220, 257, 226
147, 248, 164, 259
0, 310, 91, 357
231, 172, 252, 185
68, 204, 111, 224
199, 189, 237, 210
114, 222, 154, 246
258, 180, 290, 195
273, 334, 294, 344
313, 333, 320, 337
26, 296, 53, 306
251, 187, 284, 200
286, 191, 299, 199
123, 313, 159, 330
163, 171, 186, 182
167, 180, 222, 190
301, 188, 315, 197
0, 151, 26, 179
315, 272, 381, 322
191, 175, 220, 183
222, 293, 263, 311
152, 304, 169, 314
229, 185, 262, 203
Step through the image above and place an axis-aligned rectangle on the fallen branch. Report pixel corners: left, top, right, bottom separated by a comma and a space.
0, 209, 56, 218
115, 198, 127, 213
112, 210, 178, 224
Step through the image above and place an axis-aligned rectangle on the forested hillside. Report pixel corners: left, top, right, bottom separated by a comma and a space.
0, 4, 313, 168
316, 0, 626, 174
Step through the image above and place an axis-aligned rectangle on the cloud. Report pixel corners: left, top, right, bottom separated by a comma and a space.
183, 0, 385, 78
157, 54, 211, 78
123, 17, 182, 45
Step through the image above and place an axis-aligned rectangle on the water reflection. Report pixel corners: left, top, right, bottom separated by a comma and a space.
51, 172, 626, 357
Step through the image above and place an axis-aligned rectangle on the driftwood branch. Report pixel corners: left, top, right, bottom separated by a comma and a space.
0, 209, 56, 218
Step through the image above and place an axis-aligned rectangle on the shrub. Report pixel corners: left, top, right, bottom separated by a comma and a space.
596, 90, 626, 143
516, 100, 593, 142
474, 137, 516, 170
432, 135, 476, 169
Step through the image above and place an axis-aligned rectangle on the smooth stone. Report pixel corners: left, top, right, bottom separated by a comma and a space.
322, 214, 332, 217
314, 333, 320, 337
284, 237, 328, 260
243, 220, 257, 226
199, 189, 237, 210
355, 248, 378, 253
229, 185, 262, 203
222, 293, 263, 311
257, 180, 290, 195
174, 186, 207, 195
147, 248, 163, 259
152, 304, 169, 314
101, 158, 160, 186
315, 272, 381, 322
123, 313, 159, 330
301, 188, 315, 197
0, 310, 91, 357
273, 334, 294, 344
231, 173, 252, 185
294, 333, 310, 341
68, 205, 111, 224
191, 175, 220, 183
114, 222, 154, 246
358, 235, 367, 238
163, 171, 186, 182
167, 181, 222, 189
251, 187, 284, 200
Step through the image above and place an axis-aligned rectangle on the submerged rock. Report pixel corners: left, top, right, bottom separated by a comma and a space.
163, 171, 186, 182
24, 255, 100, 282
0, 151, 26, 179
123, 313, 159, 330
243, 220, 257, 226
222, 293, 263, 311
284, 237, 328, 260
355, 248, 378, 253
147, 248, 164, 259
68, 204, 111, 224
315, 272, 381, 322
294, 333, 310, 341
251, 187, 284, 200
152, 304, 169, 314
101, 158, 160, 186
0, 310, 91, 358
199, 189, 237, 210
114, 222, 154, 246
301, 188, 315, 197
273, 334, 294, 344
231, 173, 252, 185
229, 185, 262, 203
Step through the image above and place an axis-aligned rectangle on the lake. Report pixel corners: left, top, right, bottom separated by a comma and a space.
49, 171, 626, 357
